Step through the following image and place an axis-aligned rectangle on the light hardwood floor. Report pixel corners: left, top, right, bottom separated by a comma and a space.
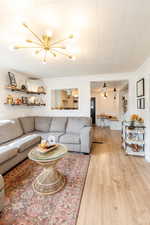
77, 127, 150, 225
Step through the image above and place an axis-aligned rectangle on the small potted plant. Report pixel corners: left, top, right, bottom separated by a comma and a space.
129, 114, 138, 129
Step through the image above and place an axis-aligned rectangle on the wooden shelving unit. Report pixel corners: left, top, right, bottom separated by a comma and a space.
122, 121, 145, 157
5, 86, 46, 106
6, 86, 46, 95
4, 103, 46, 106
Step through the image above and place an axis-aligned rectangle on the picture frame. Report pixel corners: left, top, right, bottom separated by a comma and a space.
140, 98, 145, 109
137, 98, 145, 109
137, 99, 141, 109
136, 78, 145, 97
8, 72, 17, 87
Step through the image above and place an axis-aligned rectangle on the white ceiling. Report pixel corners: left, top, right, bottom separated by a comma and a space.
0, 0, 150, 78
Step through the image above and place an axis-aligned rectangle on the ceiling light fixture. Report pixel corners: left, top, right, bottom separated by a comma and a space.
102, 82, 108, 98
11, 23, 77, 64
113, 88, 117, 100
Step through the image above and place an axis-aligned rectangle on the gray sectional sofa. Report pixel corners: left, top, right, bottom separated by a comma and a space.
0, 116, 92, 175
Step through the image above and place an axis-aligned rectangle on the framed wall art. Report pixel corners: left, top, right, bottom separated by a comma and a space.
137, 98, 145, 109
8, 72, 17, 87
140, 98, 145, 109
136, 78, 145, 97
137, 99, 141, 109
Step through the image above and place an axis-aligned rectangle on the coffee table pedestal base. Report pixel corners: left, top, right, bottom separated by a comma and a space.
33, 160, 66, 195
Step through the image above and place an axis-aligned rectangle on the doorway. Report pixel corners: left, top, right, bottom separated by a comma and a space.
90, 80, 129, 130
90, 97, 96, 124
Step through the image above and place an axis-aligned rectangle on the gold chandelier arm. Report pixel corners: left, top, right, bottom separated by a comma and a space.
51, 38, 70, 46
52, 46, 66, 49
52, 49, 71, 58
26, 40, 43, 46
15, 46, 43, 49
23, 24, 43, 44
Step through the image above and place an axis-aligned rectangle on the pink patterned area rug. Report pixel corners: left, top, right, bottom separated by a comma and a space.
0, 153, 90, 225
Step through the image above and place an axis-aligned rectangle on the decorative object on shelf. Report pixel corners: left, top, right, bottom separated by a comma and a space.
8, 72, 17, 87
21, 84, 27, 90
15, 97, 22, 105
6, 95, 13, 104
11, 23, 77, 64
37, 86, 45, 93
21, 97, 28, 104
28, 96, 35, 104
122, 121, 145, 157
137, 78, 145, 97
129, 114, 144, 128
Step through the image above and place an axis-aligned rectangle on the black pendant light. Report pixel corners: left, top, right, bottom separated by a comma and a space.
113, 88, 117, 100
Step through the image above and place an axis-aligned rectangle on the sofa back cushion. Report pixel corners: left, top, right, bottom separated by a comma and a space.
50, 117, 67, 132
35, 117, 52, 132
66, 117, 91, 134
0, 119, 23, 144
19, 117, 35, 134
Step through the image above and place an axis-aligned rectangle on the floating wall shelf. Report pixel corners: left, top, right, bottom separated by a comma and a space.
6, 86, 46, 95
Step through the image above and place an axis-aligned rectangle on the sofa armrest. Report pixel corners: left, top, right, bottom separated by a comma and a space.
80, 126, 92, 153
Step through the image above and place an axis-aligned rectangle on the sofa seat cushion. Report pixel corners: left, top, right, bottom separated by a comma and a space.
10, 134, 41, 153
35, 117, 52, 132
0, 119, 23, 145
32, 132, 64, 142
19, 117, 35, 134
59, 133, 81, 144
0, 145, 18, 164
50, 117, 67, 132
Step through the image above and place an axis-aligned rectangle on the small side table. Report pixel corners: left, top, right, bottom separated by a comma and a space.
28, 144, 68, 195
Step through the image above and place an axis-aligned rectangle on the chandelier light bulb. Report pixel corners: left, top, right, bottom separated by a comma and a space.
9, 45, 16, 51
68, 55, 76, 61
45, 30, 53, 38
13, 45, 21, 50
42, 58, 47, 64
68, 34, 74, 39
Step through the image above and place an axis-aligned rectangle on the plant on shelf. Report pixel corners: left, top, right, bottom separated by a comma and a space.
129, 114, 144, 129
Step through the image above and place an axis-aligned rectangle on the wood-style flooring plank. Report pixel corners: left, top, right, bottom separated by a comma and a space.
77, 127, 150, 225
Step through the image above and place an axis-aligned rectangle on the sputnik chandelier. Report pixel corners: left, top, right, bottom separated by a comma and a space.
12, 23, 76, 64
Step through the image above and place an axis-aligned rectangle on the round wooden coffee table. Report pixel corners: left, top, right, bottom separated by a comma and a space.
28, 144, 68, 195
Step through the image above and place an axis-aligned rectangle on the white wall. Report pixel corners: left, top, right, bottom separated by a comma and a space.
0, 69, 34, 120
31, 73, 133, 117
132, 58, 150, 162
31, 76, 90, 117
